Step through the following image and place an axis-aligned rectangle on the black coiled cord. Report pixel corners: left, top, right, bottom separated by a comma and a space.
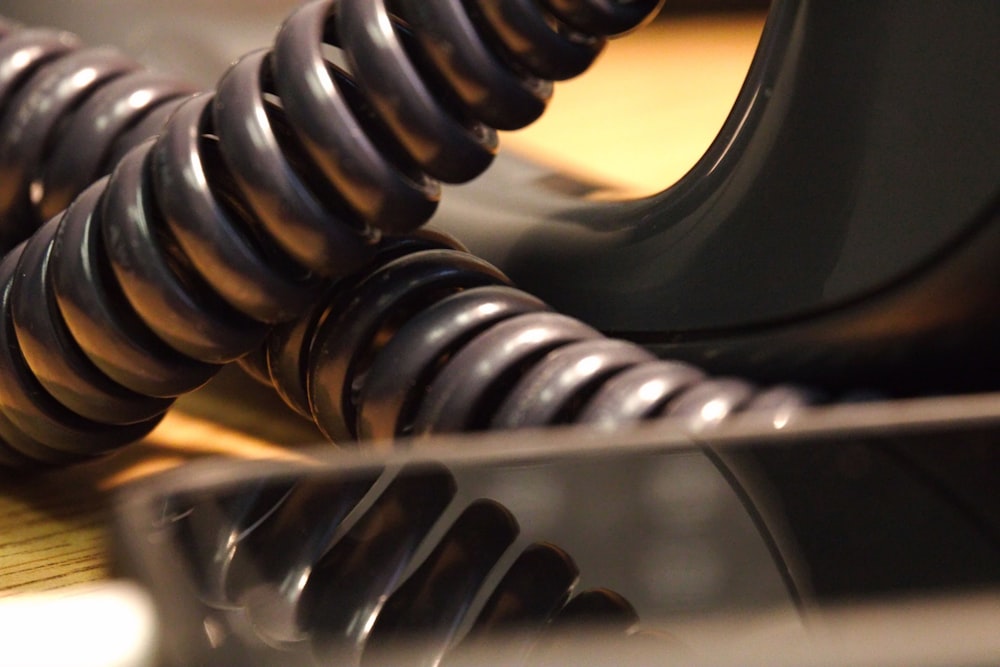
0, 0, 687, 468
0, 17, 197, 250
242, 231, 815, 446
170, 463, 640, 666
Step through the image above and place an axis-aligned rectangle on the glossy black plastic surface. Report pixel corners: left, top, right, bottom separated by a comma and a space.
102, 145, 270, 364
0, 27, 193, 251
50, 182, 220, 398
0, 244, 161, 461
111, 396, 1000, 667
359, 285, 548, 439
307, 249, 511, 441
246, 238, 816, 444
151, 93, 327, 324
435, 0, 1000, 393
11, 216, 171, 424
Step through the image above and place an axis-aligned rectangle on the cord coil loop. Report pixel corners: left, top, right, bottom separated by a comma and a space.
0, 20, 196, 251
0, 0, 670, 467
169, 463, 640, 665
253, 240, 815, 444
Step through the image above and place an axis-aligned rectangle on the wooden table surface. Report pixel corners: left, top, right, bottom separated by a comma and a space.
0, 11, 765, 596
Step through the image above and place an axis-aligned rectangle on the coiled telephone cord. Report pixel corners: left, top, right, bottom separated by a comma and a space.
171, 463, 640, 665
241, 230, 814, 444
0, 0, 815, 469
0, 17, 197, 251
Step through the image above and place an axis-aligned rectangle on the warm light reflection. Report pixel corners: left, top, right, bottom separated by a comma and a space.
699, 398, 728, 425
475, 302, 502, 317
11, 49, 31, 69
574, 355, 602, 378
98, 411, 313, 490
513, 326, 548, 347
70, 67, 98, 89
772, 408, 792, 430
638, 379, 666, 402
127, 89, 154, 109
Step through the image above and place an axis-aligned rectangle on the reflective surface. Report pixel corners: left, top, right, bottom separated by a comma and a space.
438, 0, 1000, 394
113, 395, 1000, 666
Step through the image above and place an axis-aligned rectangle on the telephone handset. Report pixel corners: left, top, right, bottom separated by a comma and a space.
434, 0, 1000, 395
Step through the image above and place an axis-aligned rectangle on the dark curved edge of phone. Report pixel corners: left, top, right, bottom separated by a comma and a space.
437, 0, 1000, 396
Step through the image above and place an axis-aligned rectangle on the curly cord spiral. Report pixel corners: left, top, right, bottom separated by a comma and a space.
0, 0, 666, 467
0, 18, 197, 251
172, 463, 639, 665
250, 237, 816, 445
